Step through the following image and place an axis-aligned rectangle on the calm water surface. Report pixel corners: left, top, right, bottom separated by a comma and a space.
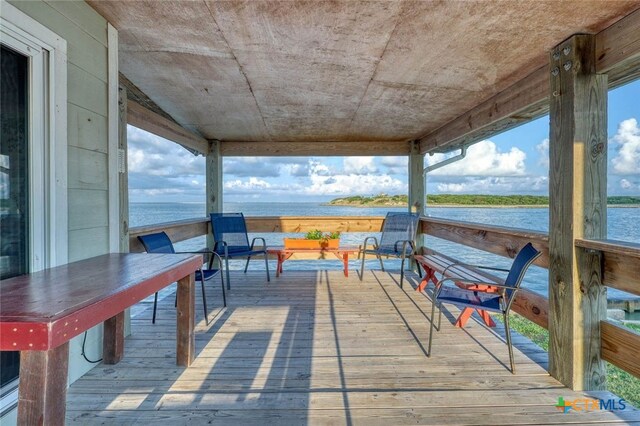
130, 202, 639, 301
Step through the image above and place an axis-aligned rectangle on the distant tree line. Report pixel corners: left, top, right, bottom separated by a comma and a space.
328, 194, 640, 206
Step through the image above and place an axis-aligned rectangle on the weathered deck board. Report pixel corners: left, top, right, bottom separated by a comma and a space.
66, 270, 639, 424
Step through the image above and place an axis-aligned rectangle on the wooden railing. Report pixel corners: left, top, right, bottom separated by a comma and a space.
421, 217, 640, 378
129, 215, 640, 378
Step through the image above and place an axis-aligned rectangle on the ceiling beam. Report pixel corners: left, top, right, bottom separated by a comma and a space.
220, 140, 412, 157
419, 66, 549, 154
595, 7, 640, 87
418, 7, 640, 154
127, 100, 209, 155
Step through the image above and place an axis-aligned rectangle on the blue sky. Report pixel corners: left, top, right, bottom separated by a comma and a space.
128, 80, 639, 203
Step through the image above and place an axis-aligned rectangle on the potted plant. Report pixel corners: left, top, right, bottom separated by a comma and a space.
284, 230, 341, 249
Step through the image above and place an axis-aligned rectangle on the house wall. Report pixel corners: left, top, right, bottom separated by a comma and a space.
3, 2, 115, 423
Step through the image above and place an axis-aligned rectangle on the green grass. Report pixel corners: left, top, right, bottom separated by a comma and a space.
498, 314, 640, 408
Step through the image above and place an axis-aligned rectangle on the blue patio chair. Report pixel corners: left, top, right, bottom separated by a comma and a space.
359, 212, 422, 288
210, 213, 270, 289
137, 232, 226, 325
427, 242, 541, 373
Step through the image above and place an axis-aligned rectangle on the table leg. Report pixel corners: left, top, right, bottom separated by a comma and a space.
455, 308, 496, 328
276, 254, 283, 277
417, 267, 435, 292
176, 272, 195, 367
103, 311, 125, 364
479, 310, 496, 327
343, 253, 349, 277
18, 342, 69, 425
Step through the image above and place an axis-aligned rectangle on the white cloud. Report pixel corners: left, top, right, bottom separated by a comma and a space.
427, 140, 526, 176
611, 118, 640, 175
434, 176, 548, 194
620, 178, 633, 189
128, 126, 203, 177
224, 177, 271, 191
343, 157, 377, 175
380, 156, 408, 174
307, 173, 405, 195
536, 138, 549, 168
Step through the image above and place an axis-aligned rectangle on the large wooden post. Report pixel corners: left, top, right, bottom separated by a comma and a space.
206, 139, 223, 249
118, 85, 132, 337
548, 34, 607, 390
408, 141, 425, 253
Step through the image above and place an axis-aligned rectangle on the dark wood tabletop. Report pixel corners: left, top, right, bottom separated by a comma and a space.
0, 253, 201, 351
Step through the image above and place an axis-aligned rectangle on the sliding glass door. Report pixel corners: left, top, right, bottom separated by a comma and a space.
0, 44, 29, 408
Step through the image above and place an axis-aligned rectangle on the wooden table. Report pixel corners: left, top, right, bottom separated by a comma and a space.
0, 253, 201, 425
415, 252, 499, 328
267, 246, 360, 277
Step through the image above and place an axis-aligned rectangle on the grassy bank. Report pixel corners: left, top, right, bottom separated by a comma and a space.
327, 194, 640, 207
502, 313, 640, 408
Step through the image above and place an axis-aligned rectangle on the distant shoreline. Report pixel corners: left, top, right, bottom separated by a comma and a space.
326, 194, 640, 208
324, 203, 640, 208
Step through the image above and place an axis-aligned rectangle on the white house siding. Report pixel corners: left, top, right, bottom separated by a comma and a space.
4, 1, 115, 419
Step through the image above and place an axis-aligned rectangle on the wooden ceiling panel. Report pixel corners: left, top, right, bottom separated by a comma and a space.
348, 81, 486, 141
373, 1, 640, 98
90, 0, 231, 57
119, 51, 270, 140
89, 0, 640, 145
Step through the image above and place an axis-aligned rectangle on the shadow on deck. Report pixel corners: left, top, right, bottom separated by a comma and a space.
66, 270, 640, 425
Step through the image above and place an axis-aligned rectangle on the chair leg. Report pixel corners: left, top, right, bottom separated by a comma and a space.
504, 312, 515, 374
377, 254, 385, 271
264, 253, 270, 282
413, 255, 422, 278
428, 299, 438, 357
200, 270, 209, 325
222, 257, 230, 290
399, 253, 406, 288
152, 292, 158, 324
244, 257, 251, 273
220, 272, 227, 307
359, 251, 366, 281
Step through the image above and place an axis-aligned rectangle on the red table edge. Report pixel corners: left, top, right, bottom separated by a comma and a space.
0, 254, 202, 351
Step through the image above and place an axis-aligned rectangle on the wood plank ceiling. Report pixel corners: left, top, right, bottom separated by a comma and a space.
89, 0, 639, 146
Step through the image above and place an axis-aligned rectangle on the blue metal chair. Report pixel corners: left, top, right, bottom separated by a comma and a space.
427, 242, 541, 373
137, 232, 226, 325
210, 213, 270, 289
359, 212, 421, 288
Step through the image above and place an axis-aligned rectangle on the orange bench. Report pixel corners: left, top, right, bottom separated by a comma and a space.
415, 250, 506, 328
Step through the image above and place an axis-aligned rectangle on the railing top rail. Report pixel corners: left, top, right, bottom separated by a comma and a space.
129, 217, 208, 236
576, 238, 640, 258
421, 216, 549, 241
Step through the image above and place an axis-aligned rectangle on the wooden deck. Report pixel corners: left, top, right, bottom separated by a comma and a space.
66, 270, 640, 425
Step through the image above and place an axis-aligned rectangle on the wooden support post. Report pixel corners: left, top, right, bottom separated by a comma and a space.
548, 34, 608, 390
206, 140, 222, 250
409, 141, 425, 253
118, 85, 129, 253
176, 272, 196, 367
18, 342, 69, 425
103, 311, 125, 364
118, 85, 132, 337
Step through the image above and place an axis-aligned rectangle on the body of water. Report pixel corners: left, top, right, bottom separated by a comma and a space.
130, 202, 639, 301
